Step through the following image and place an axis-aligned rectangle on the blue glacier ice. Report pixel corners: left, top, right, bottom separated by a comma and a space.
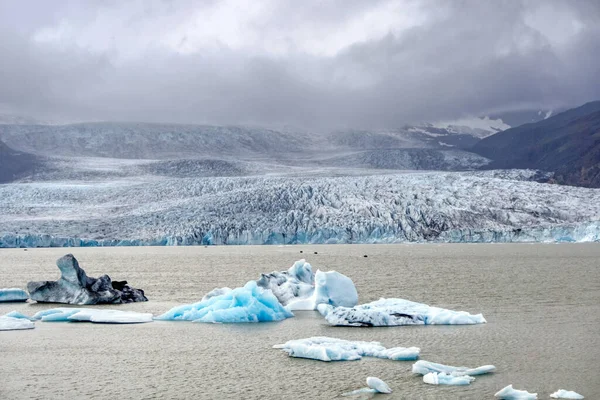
3, 311, 33, 320
0, 288, 29, 302
156, 281, 294, 323
423, 372, 475, 385
0, 314, 35, 331
32, 308, 153, 323
412, 360, 496, 376
318, 298, 486, 327
273, 337, 419, 361
495, 385, 538, 399
551, 389, 584, 399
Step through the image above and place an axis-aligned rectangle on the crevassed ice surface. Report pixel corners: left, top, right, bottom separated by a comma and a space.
495, 385, 538, 399
156, 281, 294, 323
412, 360, 496, 376
1, 170, 599, 247
273, 337, 420, 361
318, 298, 486, 326
423, 372, 475, 385
0, 288, 28, 302
550, 389, 585, 399
0, 315, 35, 331
32, 308, 153, 323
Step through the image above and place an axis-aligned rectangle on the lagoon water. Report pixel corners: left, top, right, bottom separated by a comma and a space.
1, 244, 599, 399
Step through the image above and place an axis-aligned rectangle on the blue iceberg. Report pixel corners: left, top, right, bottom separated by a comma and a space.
273, 337, 419, 362
0, 288, 29, 302
423, 372, 475, 386
495, 385, 537, 399
412, 360, 496, 376
157, 281, 294, 323
318, 298, 486, 327
32, 308, 153, 323
3, 311, 33, 320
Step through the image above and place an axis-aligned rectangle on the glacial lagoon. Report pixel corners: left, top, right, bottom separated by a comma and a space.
1, 244, 599, 399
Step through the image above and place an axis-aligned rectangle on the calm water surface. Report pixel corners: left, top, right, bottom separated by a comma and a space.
1, 244, 599, 399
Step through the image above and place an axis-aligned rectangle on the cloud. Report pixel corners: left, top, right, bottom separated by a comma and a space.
0, 0, 598, 128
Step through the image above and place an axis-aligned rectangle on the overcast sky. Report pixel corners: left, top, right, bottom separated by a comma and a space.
0, 0, 599, 128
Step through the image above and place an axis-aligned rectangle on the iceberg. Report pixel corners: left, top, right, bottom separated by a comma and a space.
550, 390, 584, 399
27, 254, 147, 305
423, 372, 475, 386
273, 337, 419, 362
412, 360, 496, 376
3, 311, 33, 320
256, 260, 358, 310
342, 377, 392, 397
156, 281, 294, 323
32, 308, 153, 323
0, 315, 35, 331
495, 385, 538, 399
0, 288, 29, 302
318, 298, 486, 326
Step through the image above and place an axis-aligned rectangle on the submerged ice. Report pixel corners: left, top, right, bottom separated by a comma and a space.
423, 372, 475, 386
495, 385, 538, 399
412, 360, 496, 376
273, 337, 419, 361
157, 281, 294, 323
32, 308, 153, 324
318, 298, 486, 326
342, 377, 393, 397
0, 288, 28, 302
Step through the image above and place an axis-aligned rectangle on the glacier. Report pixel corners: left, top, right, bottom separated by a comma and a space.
412, 360, 496, 376
0, 288, 29, 302
0, 315, 35, 331
1, 170, 599, 247
273, 337, 419, 361
495, 385, 538, 399
156, 281, 294, 323
317, 298, 486, 327
550, 389, 584, 399
423, 372, 475, 386
32, 308, 153, 323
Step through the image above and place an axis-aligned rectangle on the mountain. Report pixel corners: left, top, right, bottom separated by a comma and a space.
0, 140, 39, 183
472, 101, 600, 187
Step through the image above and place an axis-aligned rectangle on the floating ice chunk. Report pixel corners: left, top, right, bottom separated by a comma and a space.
550, 390, 584, 399
201, 287, 232, 301
412, 360, 496, 376
32, 308, 153, 323
0, 316, 35, 331
273, 337, 419, 362
318, 298, 486, 326
0, 288, 28, 302
256, 259, 315, 306
157, 281, 294, 323
495, 385, 537, 399
423, 372, 475, 385
367, 377, 392, 393
3, 311, 33, 320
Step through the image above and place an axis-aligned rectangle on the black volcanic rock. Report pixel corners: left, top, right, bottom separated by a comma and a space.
27, 254, 147, 304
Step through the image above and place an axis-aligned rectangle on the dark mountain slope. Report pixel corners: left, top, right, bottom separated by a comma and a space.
0, 140, 40, 183
472, 101, 600, 187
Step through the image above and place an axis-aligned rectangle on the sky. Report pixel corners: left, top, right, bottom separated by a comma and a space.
0, 0, 599, 129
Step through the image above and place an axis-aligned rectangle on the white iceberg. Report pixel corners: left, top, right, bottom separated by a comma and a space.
257, 260, 358, 311
495, 385, 538, 399
156, 281, 294, 323
412, 360, 496, 376
273, 336, 419, 361
32, 308, 153, 323
0, 315, 35, 331
550, 390, 584, 399
423, 372, 475, 386
342, 377, 392, 396
0, 288, 29, 302
318, 298, 486, 326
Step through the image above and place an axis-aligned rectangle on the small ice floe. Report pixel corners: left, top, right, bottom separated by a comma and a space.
0, 314, 35, 331
550, 389, 584, 399
318, 298, 486, 327
342, 377, 392, 396
273, 336, 419, 361
412, 360, 496, 376
423, 372, 475, 386
495, 384, 537, 399
33, 308, 153, 324
3, 311, 34, 320
0, 288, 29, 302
156, 281, 293, 323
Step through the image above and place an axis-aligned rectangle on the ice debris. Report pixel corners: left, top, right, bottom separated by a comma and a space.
156, 281, 294, 323
273, 337, 419, 361
256, 259, 358, 310
423, 372, 475, 386
550, 390, 584, 399
342, 377, 392, 397
27, 254, 147, 305
0, 288, 29, 302
0, 315, 35, 331
318, 298, 486, 326
3, 311, 33, 320
412, 360, 496, 376
495, 385, 538, 399
32, 308, 153, 323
